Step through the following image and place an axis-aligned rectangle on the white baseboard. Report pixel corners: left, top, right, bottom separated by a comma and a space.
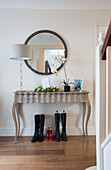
67, 127, 95, 136
0, 127, 95, 136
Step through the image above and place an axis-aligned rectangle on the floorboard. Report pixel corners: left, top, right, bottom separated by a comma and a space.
0, 136, 96, 170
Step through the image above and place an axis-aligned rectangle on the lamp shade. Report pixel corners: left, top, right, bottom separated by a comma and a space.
10, 44, 31, 60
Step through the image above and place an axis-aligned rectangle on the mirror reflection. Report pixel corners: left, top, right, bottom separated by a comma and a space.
25, 31, 67, 75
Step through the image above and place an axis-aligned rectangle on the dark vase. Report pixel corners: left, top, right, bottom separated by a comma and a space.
64, 86, 70, 92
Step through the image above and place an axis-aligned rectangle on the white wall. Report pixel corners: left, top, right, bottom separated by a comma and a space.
0, 9, 111, 136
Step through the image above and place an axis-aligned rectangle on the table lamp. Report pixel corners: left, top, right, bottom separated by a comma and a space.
10, 44, 31, 90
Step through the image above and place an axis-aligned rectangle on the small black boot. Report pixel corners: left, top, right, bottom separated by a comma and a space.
61, 111, 68, 141
55, 111, 60, 142
37, 114, 45, 142
31, 114, 40, 143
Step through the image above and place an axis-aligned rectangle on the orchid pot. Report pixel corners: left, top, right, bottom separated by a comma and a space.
64, 85, 70, 92
62, 79, 72, 92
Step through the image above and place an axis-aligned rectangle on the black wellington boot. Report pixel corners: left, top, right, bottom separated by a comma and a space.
31, 114, 40, 143
61, 111, 68, 141
55, 111, 60, 142
37, 114, 45, 142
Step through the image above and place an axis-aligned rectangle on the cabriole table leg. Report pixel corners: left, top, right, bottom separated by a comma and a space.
85, 99, 91, 141
12, 101, 18, 144
83, 103, 86, 136
16, 103, 20, 137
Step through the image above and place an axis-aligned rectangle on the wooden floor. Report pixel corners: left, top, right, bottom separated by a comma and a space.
0, 136, 96, 170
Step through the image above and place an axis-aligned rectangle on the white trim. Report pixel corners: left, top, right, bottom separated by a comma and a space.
0, 0, 111, 10
101, 132, 111, 149
101, 133, 111, 170
106, 47, 109, 137
85, 166, 97, 170
96, 45, 102, 170
67, 127, 95, 136
0, 127, 95, 136
106, 47, 111, 137
96, 45, 106, 170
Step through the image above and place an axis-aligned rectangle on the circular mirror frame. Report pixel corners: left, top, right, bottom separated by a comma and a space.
24, 30, 68, 75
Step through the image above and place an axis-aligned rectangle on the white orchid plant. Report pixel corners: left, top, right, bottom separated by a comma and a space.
51, 52, 72, 86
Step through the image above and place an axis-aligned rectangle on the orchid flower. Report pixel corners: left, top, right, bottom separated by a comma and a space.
51, 52, 68, 82
51, 64, 58, 76
53, 52, 66, 64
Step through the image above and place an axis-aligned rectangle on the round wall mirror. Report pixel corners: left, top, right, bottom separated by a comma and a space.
24, 30, 68, 75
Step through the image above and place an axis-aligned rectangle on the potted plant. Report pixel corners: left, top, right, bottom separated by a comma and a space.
62, 79, 72, 92
51, 53, 71, 92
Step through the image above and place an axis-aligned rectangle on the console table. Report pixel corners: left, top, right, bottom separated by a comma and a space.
12, 91, 91, 143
